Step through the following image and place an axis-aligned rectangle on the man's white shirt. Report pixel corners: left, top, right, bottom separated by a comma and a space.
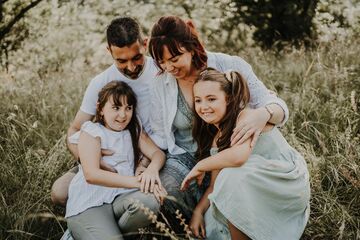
80, 56, 158, 134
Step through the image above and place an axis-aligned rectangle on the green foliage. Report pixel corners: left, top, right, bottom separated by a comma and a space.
223, 0, 319, 49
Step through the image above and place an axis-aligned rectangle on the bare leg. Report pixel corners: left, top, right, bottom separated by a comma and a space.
51, 166, 78, 206
228, 221, 249, 240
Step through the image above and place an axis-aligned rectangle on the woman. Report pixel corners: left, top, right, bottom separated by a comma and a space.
148, 15, 289, 231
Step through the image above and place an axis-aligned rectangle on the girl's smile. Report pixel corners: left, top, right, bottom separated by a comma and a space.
193, 81, 227, 128
101, 96, 133, 132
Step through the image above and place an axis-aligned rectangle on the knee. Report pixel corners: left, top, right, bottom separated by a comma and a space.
51, 181, 66, 206
50, 173, 74, 206
135, 194, 160, 215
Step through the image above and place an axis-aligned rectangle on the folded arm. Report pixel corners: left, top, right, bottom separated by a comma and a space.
78, 131, 140, 188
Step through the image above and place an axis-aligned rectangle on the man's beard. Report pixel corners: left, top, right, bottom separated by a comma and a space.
122, 65, 144, 79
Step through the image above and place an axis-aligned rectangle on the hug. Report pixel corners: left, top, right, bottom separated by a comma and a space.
51, 15, 310, 240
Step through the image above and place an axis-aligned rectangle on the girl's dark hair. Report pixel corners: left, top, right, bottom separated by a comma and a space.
95, 81, 141, 172
148, 15, 207, 73
193, 68, 250, 160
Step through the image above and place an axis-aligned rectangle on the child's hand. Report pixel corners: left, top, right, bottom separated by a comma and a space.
189, 210, 206, 239
180, 166, 205, 191
152, 183, 167, 205
138, 166, 162, 194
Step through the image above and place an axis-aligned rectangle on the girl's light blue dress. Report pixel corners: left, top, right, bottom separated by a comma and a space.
205, 127, 310, 240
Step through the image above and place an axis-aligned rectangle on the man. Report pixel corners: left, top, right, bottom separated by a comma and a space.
51, 17, 159, 205
52, 17, 162, 239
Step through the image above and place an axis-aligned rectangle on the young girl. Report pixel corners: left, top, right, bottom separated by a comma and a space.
65, 81, 166, 240
181, 68, 310, 240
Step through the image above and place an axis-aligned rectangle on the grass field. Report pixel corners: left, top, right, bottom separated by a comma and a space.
0, 35, 359, 239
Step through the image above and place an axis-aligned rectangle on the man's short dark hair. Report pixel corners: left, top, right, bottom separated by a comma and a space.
106, 17, 143, 48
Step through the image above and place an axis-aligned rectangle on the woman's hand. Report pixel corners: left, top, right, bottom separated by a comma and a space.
231, 108, 270, 148
138, 165, 162, 194
189, 210, 206, 239
180, 166, 205, 191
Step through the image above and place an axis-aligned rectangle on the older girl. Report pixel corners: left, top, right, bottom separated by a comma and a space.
181, 68, 310, 240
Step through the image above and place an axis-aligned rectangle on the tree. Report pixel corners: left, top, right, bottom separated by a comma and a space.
0, 0, 44, 70
223, 0, 319, 49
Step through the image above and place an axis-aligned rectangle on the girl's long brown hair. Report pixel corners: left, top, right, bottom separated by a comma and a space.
95, 81, 141, 172
193, 68, 250, 160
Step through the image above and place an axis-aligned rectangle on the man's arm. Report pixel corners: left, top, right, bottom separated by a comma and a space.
67, 110, 94, 160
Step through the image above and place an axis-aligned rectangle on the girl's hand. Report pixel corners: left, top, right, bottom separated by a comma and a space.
180, 166, 205, 191
153, 183, 167, 205
138, 166, 162, 194
231, 108, 269, 148
189, 210, 206, 239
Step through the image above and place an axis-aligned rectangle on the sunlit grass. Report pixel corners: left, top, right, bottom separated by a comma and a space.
1, 37, 359, 239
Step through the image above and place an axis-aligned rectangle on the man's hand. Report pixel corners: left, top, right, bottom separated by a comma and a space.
99, 160, 117, 173
230, 108, 270, 148
98, 149, 117, 172
189, 210, 206, 239
135, 156, 151, 176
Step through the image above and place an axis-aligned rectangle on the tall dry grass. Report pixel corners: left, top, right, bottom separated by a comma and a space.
1, 36, 359, 239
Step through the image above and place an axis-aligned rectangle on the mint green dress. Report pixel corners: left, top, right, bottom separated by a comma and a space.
204, 127, 310, 240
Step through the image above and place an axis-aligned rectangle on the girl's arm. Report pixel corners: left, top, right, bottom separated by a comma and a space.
196, 138, 252, 173
194, 170, 219, 214
190, 170, 219, 238
138, 131, 166, 193
181, 138, 252, 191
78, 131, 140, 188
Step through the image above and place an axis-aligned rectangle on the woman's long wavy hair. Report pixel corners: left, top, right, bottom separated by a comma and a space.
95, 81, 141, 172
148, 15, 207, 73
193, 68, 250, 160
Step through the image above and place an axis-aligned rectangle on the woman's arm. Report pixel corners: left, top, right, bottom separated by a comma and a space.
229, 55, 288, 125
78, 131, 140, 188
224, 54, 288, 146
